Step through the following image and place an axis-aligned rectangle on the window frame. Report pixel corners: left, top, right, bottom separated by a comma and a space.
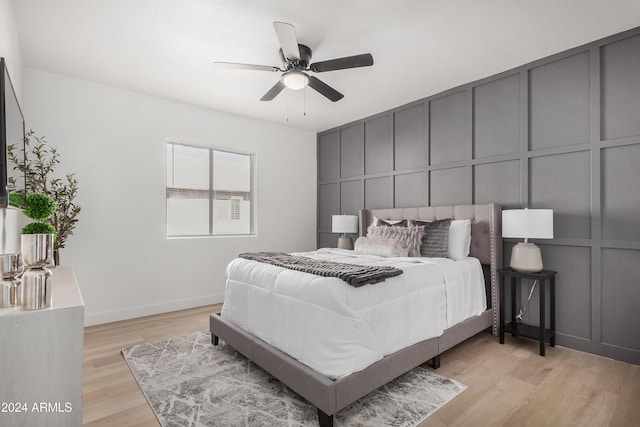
166, 139, 256, 238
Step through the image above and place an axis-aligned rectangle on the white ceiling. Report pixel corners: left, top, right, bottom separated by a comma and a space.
12, 0, 640, 132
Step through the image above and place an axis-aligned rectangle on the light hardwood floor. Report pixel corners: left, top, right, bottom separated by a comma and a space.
83, 305, 639, 426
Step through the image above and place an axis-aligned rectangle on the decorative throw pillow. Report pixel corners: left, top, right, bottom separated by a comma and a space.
354, 237, 409, 257
411, 218, 471, 260
376, 218, 408, 227
412, 219, 451, 258
367, 225, 424, 257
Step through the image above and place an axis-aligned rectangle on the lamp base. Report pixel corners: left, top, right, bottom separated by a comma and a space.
510, 242, 544, 273
337, 235, 354, 250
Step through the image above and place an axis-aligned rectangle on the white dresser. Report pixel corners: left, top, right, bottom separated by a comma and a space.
0, 266, 84, 427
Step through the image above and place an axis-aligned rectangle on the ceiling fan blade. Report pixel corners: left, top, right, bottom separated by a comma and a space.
273, 21, 300, 61
308, 76, 344, 102
310, 53, 374, 72
260, 80, 286, 101
214, 61, 281, 72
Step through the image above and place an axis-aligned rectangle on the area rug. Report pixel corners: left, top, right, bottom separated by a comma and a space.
122, 331, 466, 427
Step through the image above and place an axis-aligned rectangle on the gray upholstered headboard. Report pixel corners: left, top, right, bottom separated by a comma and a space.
358, 203, 503, 335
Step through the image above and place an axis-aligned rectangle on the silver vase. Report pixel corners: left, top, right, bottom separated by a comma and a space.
0, 254, 23, 308
20, 269, 52, 310
20, 234, 54, 310
0, 253, 23, 278
0, 278, 20, 308
21, 234, 54, 269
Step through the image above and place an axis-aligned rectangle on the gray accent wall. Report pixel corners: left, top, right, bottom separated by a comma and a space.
317, 27, 640, 365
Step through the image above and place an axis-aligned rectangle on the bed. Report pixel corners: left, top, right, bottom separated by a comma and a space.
210, 203, 502, 426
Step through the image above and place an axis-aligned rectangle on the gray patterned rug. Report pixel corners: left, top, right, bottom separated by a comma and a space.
122, 331, 466, 427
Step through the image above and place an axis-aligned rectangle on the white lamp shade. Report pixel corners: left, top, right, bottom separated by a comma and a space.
502, 209, 553, 239
332, 215, 358, 234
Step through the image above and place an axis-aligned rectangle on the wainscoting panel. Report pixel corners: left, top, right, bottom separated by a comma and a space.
317, 26, 640, 364
318, 232, 338, 250
473, 74, 521, 159
430, 90, 467, 165
600, 34, 640, 141
529, 151, 592, 239
340, 124, 362, 178
340, 180, 362, 215
394, 172, 428, 208
601, 144, 640, 240
528, 52, 591, 151
318, 183, 339, 232
538, 244, 592, 341
601, 248, 640, 352
430, 167, 467, 206
394, 104, 427, 170
365, 176, 391, 209
473, 160, 520, 208
318, 131, 339, 181
364, 115, 393, 175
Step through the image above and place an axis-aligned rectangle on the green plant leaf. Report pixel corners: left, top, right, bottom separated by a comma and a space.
8, 192, 26, 209
24, 193, 57, 220
22, 222, 56, 235
14, 131, 81, 249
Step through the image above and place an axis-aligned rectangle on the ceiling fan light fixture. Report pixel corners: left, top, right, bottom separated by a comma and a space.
281, 70, 309, 90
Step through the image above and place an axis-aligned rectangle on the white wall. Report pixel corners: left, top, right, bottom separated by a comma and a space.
23, 68, 317, 325
0, 0, 24, 100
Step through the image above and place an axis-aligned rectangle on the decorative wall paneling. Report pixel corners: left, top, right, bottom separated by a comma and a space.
317, 27, 640, 364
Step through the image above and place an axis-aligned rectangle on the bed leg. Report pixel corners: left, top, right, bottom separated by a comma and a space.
431, 355, 441, 369
317, 408, 333, 427
211, 334, 219, 346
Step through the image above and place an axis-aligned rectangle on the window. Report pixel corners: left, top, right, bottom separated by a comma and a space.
166, 141, 254, 237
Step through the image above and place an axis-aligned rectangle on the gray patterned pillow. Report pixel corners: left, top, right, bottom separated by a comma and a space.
366, 225, 424, 257
412, 219, 451, 258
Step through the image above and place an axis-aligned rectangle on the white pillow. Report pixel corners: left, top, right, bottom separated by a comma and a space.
448, 219, 471, 260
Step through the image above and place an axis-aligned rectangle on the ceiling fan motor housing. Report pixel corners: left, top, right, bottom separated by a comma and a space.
279, 44, 312, 69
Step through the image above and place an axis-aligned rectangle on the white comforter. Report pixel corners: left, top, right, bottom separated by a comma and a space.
221, 248, 486, 379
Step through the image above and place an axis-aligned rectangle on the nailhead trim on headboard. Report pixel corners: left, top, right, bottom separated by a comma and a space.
489, 205, 499, 336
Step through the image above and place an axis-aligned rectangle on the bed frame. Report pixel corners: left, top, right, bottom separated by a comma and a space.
210, 203, 502, 427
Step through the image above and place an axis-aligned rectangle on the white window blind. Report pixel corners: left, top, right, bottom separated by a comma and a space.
166, 142, 254, 237
167, 144, 209, 190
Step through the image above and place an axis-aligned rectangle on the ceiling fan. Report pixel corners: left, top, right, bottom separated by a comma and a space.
215, 22, 374, 102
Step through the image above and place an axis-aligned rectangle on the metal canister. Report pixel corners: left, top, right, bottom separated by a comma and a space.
0, 253, 23, 279
0, 278, 20, 308
21, 234, 54, 269
20, 269, 52, 310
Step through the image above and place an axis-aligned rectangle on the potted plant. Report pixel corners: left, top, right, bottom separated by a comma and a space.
8, 131, 81, 264
20, 193, 56, 310
21, 193, 56, 268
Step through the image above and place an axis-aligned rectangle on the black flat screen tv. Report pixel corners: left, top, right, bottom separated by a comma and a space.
0, 57, 26, 207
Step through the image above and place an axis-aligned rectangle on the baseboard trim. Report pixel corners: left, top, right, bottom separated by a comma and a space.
555, 333, 640, 365
84, 293, 225, 326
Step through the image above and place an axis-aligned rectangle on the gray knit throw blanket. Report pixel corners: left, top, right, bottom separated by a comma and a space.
238, 252, 403, 287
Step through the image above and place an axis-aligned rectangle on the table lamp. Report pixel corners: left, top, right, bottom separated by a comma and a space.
332, 215, 358, 250
502, 208, 553, 272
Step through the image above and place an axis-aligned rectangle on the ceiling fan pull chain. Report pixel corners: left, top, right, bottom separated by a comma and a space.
304, 87, 307, 116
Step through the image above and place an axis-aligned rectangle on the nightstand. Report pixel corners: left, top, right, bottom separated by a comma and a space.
499, 268, 557, 356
